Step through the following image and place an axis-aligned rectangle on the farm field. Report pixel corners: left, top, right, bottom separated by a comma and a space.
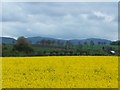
2, 56, 118, 88
0, 57, 2, 89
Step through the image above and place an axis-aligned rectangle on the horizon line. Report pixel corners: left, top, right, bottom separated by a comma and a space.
1, 36, 118, 41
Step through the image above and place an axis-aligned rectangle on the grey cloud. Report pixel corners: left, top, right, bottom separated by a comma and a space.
1, 2, 118, 40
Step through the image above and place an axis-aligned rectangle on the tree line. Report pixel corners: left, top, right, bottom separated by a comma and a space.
2, 36, 119, 56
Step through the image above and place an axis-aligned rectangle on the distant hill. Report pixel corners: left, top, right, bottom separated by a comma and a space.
26, 36, 59, 44
0, 37, 16, 44
70, 38, 111, 45
111, 40, 120, 45
1, 36, 112, 45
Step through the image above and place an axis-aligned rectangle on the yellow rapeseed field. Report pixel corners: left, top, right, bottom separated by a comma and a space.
0, 57, 2, 89
2, 56, 118, 88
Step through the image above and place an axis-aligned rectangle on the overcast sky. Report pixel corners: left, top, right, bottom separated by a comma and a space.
1, 2, 118, 40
